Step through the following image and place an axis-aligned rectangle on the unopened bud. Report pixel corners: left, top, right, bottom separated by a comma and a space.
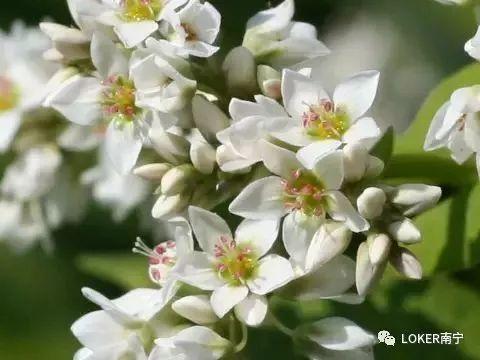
152, 193, 187, 219
190, 141, 216, 175
356, 241, 386, 296
390, 184, 442, 216
388, 218, 421, 244
172, 295, 218, 325
306, 221, 352, 270
161, 165, 196, 195
357, 187, 386, 220
342, 143, 369, 182
133, 163, 172, 182
192, 95, 229, 143
367, 233, 391, 265
389, 247, 422, 279
223, 46, 257, 98
149, 126, 189, 163
364, 156, 384, 178
257, 65, 281, 99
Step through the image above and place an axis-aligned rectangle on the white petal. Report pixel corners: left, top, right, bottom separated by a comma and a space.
0, 110, 21, 152
44, 75, 102, 125
333, 70, 380, 120
463, 113, 480, 152
282, 212, 321, 267
296, 140, 342, 170
172, 295, 218, 325
91, 31, 129, 78
326, 191, 369, 233
424, 102, 450, 151
311, 150, 344, 190
173, 252, 224, 290
281, 69, 329, 120
192, 95, 229, 143
235, 218, 280, 257
342, 117, 381, 144
229, 176, 286, 220
260, 140, 301, 178
247, 255, 294, 295
307, 317, 377, 351
210, 284, 249, 318
105, 121, 143, 175
234, 294, 268, 327
246, 0, 294, 33
448, 129, 473, 164
188, 206, 232, 255
114, 21, 158, 48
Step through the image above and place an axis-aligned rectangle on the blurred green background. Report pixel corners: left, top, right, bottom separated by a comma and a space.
1, 0, 480, 359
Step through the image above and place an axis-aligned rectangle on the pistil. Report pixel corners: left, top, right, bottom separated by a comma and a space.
302, 100, 349, 140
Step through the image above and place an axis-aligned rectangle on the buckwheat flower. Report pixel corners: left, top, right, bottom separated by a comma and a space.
465, 26, 480, 61
0, 23, 56, 151
280, 69, 381, 168
159, 0, 221, 58
174, 206, 294, 326
424, 86, 480, 174
154, 326, 231, 359
229, 141, 369, 233
81, 146, 150, 222
216, 95, 290, 172
242, 0, 329, 69
71, 287, 185, 359
71, 0, 188, 48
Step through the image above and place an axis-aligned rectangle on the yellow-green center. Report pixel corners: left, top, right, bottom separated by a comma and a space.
282, 169, 327, 217
121, 0, 163, 22
214, 236, 258, 286
302, 100, 349, 140
0, 76, 19, 112
101, 75, 139, 123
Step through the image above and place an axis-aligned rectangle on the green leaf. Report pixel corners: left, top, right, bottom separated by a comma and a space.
76, 253, 152, 290
411, 183, 480, 276
395, 62, 480, 157
371, 126, 394, 165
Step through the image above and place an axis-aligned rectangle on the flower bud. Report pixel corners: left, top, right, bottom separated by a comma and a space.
152, 194, 187, 219
390, 184, 442, 216
190, 141, 216, 175
149, 126, 189, 164
161, 165, 196, 195
364, 156, 384, 178
223, 46, 257, 98
172, 295, 218, 325
306, 221, 352, 270
356, 241, 386, 296
133, 163, 172, 182
192, 95, 229, 143
357, 187, 386, 220
342, 143, 369, 182
367, 233, 391, 265
389, 247, 422, 279
388, 218, 421, 244
257, 65, 281, 99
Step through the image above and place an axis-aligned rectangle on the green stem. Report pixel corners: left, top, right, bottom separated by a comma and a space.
269, 312, 294, 337
233, 322, 248, 353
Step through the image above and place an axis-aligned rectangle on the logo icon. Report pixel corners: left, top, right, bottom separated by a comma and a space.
378, 330, 395, 346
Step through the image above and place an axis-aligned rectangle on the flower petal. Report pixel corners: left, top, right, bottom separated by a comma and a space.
296, 140, 342, 170
333, 70, 380, 120
188, 206, 232, 255
173, 252, 224, 290
311, 150, 344, 190
326, 191, 369, 233
0, 110, 21, 152
247, 254, 294, 295
235, 218, 280, 257
172, 295, 218, 325
260, 140, 301, 178
342, 117, 381, 144
234, 294, 268, 327
91, 31, 128, 78
114, 21, 158, 48
229, 176, 286, 220
210, 284, 249, 318
105, 121, 143, 174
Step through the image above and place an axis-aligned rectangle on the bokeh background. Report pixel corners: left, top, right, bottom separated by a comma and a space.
1, 0, 479, 359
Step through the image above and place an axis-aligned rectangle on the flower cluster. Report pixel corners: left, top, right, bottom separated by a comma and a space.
0, 0, 444, 359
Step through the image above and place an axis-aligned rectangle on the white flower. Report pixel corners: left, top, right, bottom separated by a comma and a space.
465, 26, 480, 61
159, 0, 221, 58
242, 0, 329, 68
174, 206, 294, 326
81, 146, 150, 222
280, 68, 381, 168
229, 141, 369, 233
153, 326, 230, 360
71, 287, 182, 359
72, 0, 188, 48
216, 95, 290, 172
424, 86, 480, 175
0, 23, 56, 151
434, 0, 468, 5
